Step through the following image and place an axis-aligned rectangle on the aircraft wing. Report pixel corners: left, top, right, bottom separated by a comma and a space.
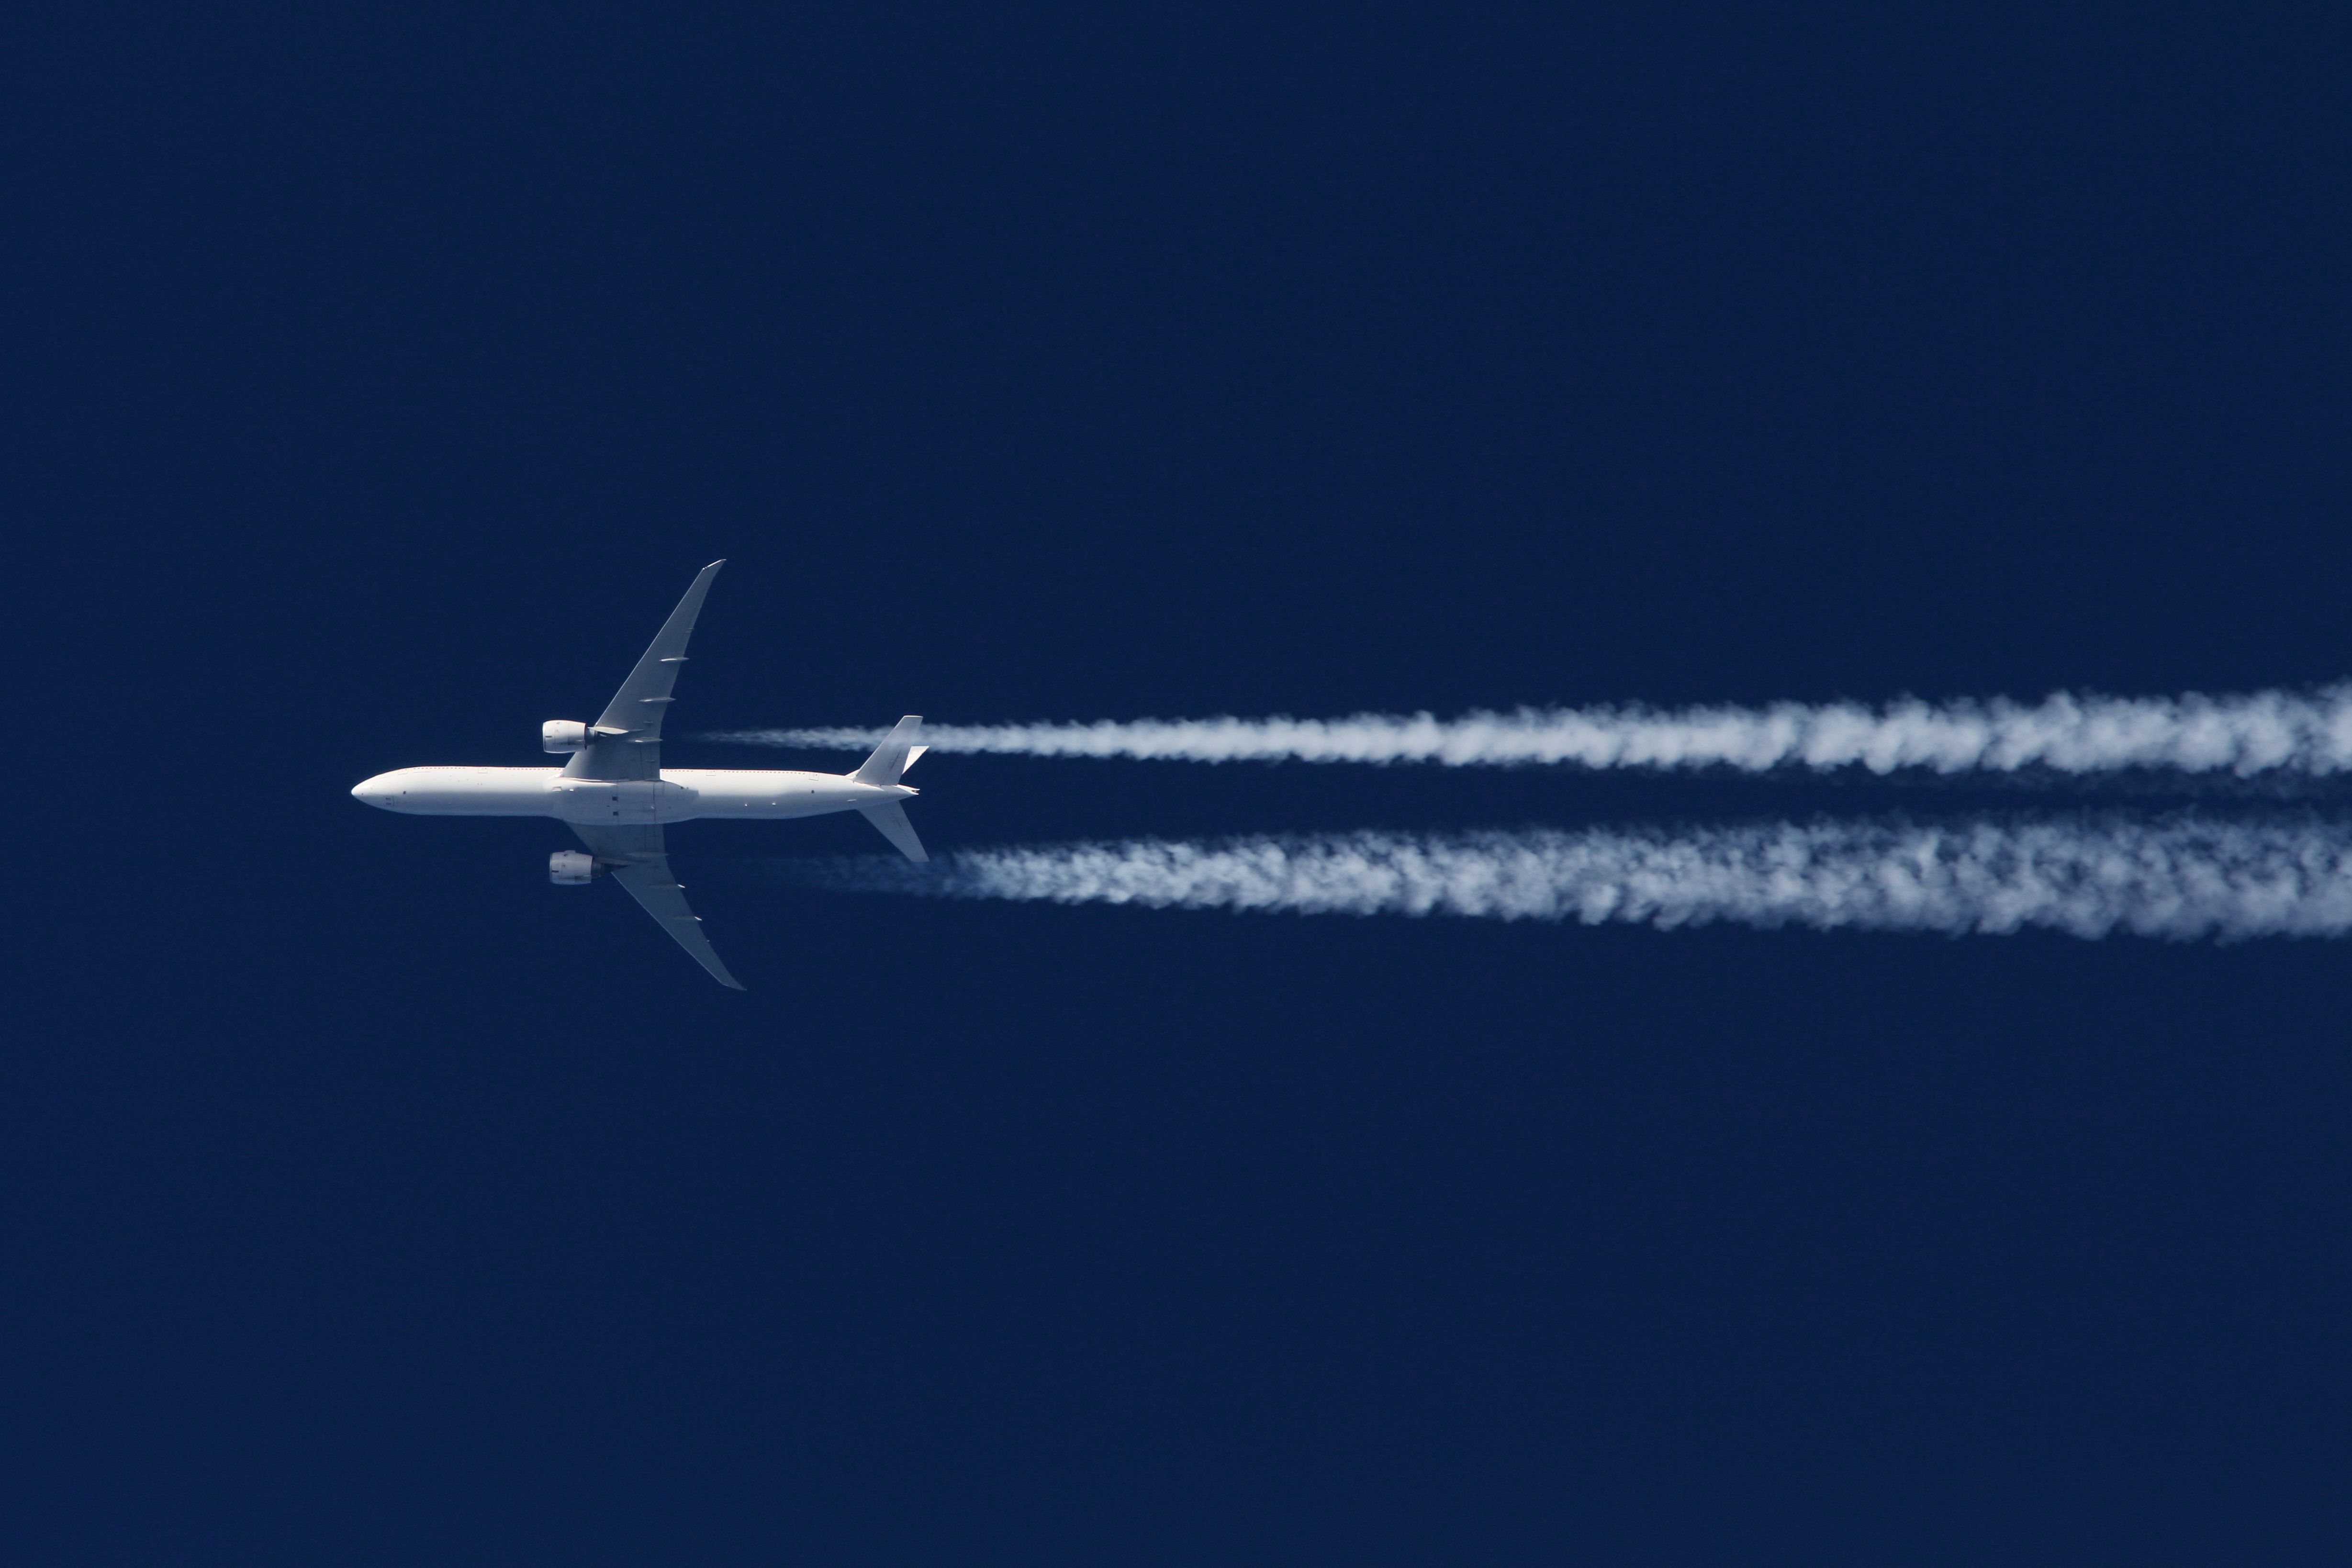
572, 823, 746, 990
561, 560, 726, 783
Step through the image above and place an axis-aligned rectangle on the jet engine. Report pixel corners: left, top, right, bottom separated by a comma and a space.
542, 719, 591, 753
549, 850, 604, 885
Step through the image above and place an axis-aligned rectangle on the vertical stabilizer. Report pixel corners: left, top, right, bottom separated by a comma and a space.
851, 716, 926, 785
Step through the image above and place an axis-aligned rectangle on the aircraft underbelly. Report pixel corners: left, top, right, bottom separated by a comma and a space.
660, 769, 859, 820
691, 796, 852, 820
550, 778, 694, 824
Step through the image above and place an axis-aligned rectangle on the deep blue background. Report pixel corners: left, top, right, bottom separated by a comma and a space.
8, 7, 2350, 1563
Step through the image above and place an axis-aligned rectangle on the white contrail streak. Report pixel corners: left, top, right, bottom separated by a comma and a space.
776, 818, 2352, 940
709, 687, 2352, 776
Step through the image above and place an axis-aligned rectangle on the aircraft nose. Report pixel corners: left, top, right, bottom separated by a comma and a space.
351, 776, 392, 808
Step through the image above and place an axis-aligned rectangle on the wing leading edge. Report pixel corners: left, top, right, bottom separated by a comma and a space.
572, 823, 746, 990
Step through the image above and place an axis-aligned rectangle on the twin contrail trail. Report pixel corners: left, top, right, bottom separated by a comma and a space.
729, 688, 2352, 941
771, 818, 2352, 941
710, 686, 2352, 777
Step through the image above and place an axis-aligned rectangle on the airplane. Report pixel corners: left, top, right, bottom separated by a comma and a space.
349, 560, 925, 989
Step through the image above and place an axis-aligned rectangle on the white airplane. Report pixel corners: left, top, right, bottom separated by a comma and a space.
350, 560, 925, 989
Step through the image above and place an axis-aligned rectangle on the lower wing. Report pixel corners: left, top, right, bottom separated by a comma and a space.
571, 824, 746, 990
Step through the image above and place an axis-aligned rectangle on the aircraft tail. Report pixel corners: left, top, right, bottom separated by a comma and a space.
851, 716, 925, 785
857, 800, 930, 862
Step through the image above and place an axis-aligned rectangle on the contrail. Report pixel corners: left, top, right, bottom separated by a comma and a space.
769, 818, 2352, 940
707, 686, 2352, 777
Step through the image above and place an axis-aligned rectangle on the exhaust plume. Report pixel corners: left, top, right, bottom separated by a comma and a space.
773, 818, 2352, 940
709, 686, 2352, 777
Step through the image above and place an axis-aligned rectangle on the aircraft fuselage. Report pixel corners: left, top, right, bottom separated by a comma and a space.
350, 766, 914, 825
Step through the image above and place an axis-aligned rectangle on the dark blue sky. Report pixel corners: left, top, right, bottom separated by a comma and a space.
10, 7, 2351, 1564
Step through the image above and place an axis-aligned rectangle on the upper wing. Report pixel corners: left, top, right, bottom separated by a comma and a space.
561, 560, 726, 783
572, 823, 746, 990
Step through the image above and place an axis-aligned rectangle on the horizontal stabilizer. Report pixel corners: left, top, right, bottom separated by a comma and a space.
857, 800, 930, 862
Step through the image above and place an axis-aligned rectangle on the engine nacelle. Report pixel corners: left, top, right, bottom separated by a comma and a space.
549, 850, 603, 885
542, 719, 591, 753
